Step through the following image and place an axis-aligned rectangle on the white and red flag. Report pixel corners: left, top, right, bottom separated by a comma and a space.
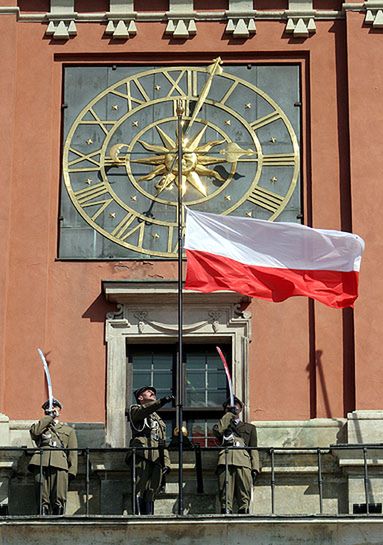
184, 208, 364, 309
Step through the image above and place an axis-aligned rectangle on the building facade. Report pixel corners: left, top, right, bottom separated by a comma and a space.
0, 0, 383, 529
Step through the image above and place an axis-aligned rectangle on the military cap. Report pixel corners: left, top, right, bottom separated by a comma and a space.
223, 396, 243, 409
42, 398, 62, 410
134, 385, 157, 402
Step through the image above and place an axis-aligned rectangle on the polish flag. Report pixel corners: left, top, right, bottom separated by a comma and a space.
184, 209, 364, 309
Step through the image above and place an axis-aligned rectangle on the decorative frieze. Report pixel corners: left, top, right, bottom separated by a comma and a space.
364, 1, 383, 27
45, 0, 77, 39
285, 0, 316, 37
104, 0, 137, 39
166, 0, 197, 38
226, 0, 256, 37
285, 16, 316, 37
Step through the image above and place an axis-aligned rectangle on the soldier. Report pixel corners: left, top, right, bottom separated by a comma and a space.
29, 398, 77, 515
213, 396, 261, 514
127, 386, 174, 515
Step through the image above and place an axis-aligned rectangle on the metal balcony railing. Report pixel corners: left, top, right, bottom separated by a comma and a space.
2, 444, 383, 517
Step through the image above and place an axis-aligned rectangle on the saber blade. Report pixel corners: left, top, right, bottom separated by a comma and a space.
216, 346, 234, 407
37, 348, 53, 411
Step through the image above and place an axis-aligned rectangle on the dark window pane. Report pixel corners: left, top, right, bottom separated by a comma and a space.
207, 370, 227, 389
186, 391, 206, 406
207, 391, 227, 407
133, 371, 151, 388
133, 353, 152, 369
153, 372, 172, 390
186, 370, 205, 389
153, 354, 173, 369
186, 354, 205, 370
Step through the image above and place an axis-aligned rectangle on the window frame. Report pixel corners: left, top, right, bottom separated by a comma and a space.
104, 281, 251, 447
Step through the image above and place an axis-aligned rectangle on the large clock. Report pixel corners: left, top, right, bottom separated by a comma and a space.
60, 64, 300, 259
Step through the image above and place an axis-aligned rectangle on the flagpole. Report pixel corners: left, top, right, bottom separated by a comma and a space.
176, 99, 184, 515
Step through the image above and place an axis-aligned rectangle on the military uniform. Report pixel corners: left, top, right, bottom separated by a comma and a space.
213, 410, 260, 514
29, 411, 77, 515
128, 393, 171, 515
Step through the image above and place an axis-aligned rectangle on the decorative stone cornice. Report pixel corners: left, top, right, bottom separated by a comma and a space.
285, 14, 316, 37
225, 15, 256, 37
104, 17, 137, 39
104, 0, 137, 39
44, 0, 77, 39
45, 17, 77, 39
285, 0, 316, 38
165, 0, 197, 38
364, 0, 383, 27
3, 1, 379, 40
226, 0, 256, 37
165, 17, 197, 38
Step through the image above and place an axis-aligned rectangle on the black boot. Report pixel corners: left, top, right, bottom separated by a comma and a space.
145, 501, 154, 515
41, 504, 50, 516
52, 505, 64, 515
238, 507, 249, 515
138, 498, 147, 515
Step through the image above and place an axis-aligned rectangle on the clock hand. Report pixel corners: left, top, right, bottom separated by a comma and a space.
187, 57, 223, 131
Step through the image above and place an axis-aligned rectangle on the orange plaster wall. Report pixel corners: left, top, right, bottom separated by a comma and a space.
346, 12, 383, 410
0, 12, 17, 410
1, 17, 354, 421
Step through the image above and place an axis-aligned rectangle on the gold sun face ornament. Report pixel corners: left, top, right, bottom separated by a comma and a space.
111, 124, 230, 198
62, 64, 300, 258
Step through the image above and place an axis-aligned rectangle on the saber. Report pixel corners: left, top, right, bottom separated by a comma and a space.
37, 348, 53, 411
216, 346, 234, 407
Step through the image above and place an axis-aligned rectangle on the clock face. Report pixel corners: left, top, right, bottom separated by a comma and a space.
61, 64, 300, 258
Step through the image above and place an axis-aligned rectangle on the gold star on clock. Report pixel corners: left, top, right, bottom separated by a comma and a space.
132, 121, 139, 127
109, 212, 116, 219
246, 211, 253, 217
245, 103, 252, 109
270, 176, 278, 183
270, 137, 277, 144
152, 233, 160, 239
85, 178, 93, 185
224, 120, 231, 126
86, 138, 93, 145
112, 105, 119, 111
225, 195, 231, 201
155, 85, 161, 91
130, 195, 137, 201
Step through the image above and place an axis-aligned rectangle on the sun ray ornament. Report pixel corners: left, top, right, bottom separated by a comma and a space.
130, 124, 230, 196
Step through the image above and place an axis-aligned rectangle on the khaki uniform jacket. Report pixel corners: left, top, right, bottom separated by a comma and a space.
29, 416, 78, 477
129, 399, 170, 467
213, 412, 261, 472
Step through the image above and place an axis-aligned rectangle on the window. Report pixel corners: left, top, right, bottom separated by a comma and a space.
127, 344, 231, 446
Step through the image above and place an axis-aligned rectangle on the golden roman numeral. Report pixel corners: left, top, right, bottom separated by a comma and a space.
82, 198, 113, 221
74, 183, 109, 206
67, 148, 101, 172
82, 108, 114, 135
262, 153, 296, 166
164, 70, 186, 97
111, 212, 145, 244
110, 79, 149, 110
247, 187, 284, 213
250, 111, 281, 130
167, 225, 175, 254
220, 81, 239, 105
186, 70, 198, 98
